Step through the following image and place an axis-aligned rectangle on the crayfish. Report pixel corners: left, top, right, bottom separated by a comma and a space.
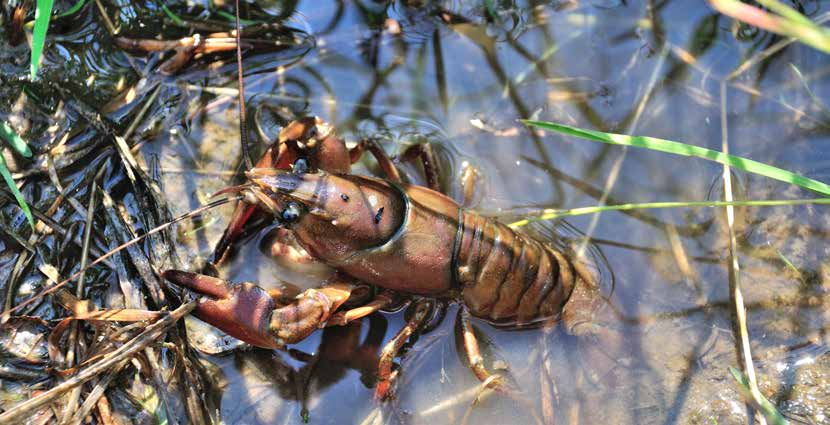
163, 117, 624, 400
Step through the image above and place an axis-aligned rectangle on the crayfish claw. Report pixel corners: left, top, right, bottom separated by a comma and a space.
163, 270, 283, 349
210, 197, 263, 265
163, 271, 360, 350
161, 270, 232, 299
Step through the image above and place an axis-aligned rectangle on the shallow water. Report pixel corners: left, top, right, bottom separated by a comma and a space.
1, 1, 830, 424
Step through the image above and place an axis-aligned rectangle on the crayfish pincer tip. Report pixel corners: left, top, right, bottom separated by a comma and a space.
161, 270, 232, 299
161, 270, 187, 283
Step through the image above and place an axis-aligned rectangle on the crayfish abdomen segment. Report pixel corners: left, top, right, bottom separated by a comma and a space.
456, 210, 583, 326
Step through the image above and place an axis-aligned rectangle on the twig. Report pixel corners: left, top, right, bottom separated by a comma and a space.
65, 361, 124, 425
143, 346, 177, 425
58, 173, 101, 423
235, 0, 253, 170
719, 81, 767, 425
93, 0, 117, 35
0, 197, 234, 320
0, 301, 196, 424
123, 83, 162, 142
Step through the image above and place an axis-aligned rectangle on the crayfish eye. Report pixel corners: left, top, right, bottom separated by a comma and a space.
281, 202, 302, 223
292, 158, 309, 175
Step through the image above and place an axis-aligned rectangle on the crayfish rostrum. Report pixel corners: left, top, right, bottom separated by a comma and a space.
163, 117, 624, 400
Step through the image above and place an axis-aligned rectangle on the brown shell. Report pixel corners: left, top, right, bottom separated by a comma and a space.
455, 210, 586, 327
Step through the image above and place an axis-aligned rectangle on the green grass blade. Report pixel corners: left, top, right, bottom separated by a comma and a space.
508, 198, 830, 227
161, 4, 185, 26
729, 367, 789, 425
522, 120, 830, 196
483, 0, 499, 22
756, 0, 816, 29
773, 15, 830, 54
54, 0, 87, 19
0, 151, 34, 229
30, 0, 54, 79
709, 0, 830, 54
0, 122, 32, 158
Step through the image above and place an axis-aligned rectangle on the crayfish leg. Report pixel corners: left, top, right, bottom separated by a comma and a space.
457, 307, 508, 393
455, 308, 544, 421
327, 289, 398, 326
374, 300, 433, 401
349, 138, 404, 183
400, 143, 440, 191
459, 163, 482, 208
350, 140, 453, 195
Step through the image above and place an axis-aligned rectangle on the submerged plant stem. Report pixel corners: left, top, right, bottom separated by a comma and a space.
509, 198, 830, 227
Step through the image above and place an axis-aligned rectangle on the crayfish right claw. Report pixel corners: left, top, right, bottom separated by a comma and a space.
162, 270, 283, 349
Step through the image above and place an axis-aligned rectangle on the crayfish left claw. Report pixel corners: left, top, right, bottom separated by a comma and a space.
162, 270, 234, 299
163, 271, 356, 350
163, 270, 283, 349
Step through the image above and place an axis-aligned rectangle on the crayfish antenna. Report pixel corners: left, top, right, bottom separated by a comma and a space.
211, 183, 254, 198
210, 183, 281, 217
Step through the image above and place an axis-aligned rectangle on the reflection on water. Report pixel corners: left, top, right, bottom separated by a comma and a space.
2, 0, 830, 424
